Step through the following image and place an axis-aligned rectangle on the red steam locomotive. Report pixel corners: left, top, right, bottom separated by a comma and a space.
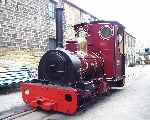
21, 8, 125, 114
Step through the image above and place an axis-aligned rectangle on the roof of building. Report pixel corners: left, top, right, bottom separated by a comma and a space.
125, 31, 136, 39
50, 0, 100, 21
63, 0, 99, 20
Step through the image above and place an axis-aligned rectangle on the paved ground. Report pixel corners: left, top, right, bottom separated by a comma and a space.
41, 65, 150, 120
63, 65, 150, 120
1, 65, 150, 120
0, 92, 25, 113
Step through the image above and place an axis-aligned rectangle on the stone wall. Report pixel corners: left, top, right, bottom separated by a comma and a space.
0, 0, 98, 52
0, 0, 55, 51
124, 31, 136, 66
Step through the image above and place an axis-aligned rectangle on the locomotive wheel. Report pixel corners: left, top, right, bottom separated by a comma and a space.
115, 79, 125, 87
109, 79, 125, 87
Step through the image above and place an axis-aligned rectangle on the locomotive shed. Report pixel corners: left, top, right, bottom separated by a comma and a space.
1, 65, 150, 120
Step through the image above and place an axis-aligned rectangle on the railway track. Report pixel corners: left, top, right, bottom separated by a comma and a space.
0, 108, 36, 120
0, 105, 58, 120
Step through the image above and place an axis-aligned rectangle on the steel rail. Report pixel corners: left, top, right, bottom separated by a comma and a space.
0, 109, 36, 120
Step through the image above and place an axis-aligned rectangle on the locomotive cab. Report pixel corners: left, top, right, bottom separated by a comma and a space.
72, 21, 125, 87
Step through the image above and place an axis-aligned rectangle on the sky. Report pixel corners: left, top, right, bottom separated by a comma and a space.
68, 0, 150, 48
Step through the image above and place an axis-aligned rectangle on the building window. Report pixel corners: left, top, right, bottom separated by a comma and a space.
48, 1, 55, 19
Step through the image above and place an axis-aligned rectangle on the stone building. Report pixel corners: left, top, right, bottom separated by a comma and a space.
0, 0, 99, 51
124, 31, 136, 66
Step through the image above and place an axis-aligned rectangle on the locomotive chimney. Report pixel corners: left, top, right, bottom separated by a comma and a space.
56, 1, 64, 48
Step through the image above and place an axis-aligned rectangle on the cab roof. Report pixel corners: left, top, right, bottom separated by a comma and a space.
74, 20, 125, 29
